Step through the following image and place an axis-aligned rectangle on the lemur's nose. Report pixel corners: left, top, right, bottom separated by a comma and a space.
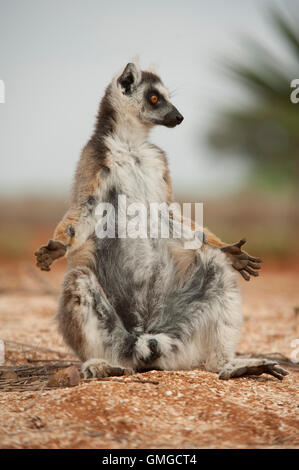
176, 113, 184, 124
163, 107, 184, 127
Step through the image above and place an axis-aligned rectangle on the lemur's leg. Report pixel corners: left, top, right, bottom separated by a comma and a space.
218, 358, 288, 380
135, 247, 288, 380
135, 247, 241, 372
56, 265, 137, 378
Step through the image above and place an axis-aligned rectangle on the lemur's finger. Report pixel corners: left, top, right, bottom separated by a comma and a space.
36, 256, 51, 265
248, 255, 262, 263
41, 254, 51, 263
36, 260, 51, 271
244, 267, 259, 277
40, 265, 51, 272
248, 261, 261, 270
240, 270, 250, 281
267, 367, 284, 380
273, 365, 289, 376
236, 254, 262, 265
235, 238, 246, 248
34, 247, 47, 256
236, 253, 250, 261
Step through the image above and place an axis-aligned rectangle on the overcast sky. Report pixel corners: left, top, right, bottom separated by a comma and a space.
0, 0, 291, 198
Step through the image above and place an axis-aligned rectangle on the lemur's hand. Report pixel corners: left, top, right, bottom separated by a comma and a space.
221, 238, 262, 281
34, 240, 67, 271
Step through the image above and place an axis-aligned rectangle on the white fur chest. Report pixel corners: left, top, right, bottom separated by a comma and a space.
104, 134, 167, 204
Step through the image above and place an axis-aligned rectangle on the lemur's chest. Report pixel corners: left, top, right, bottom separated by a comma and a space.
103, 138, 167, 204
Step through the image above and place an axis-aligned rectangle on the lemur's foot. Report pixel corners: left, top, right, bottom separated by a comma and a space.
221, 238, 262, 281
219, 358, 289, 380
81, 359, 134, 379
134, 334, 164, 365
34, 240, 67, 271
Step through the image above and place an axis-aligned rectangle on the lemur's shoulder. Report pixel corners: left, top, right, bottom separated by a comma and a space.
145, 142, 170, 174
146, 142, 168, 161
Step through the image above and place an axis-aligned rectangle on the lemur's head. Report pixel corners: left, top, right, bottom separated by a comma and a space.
111, 62, 184, 129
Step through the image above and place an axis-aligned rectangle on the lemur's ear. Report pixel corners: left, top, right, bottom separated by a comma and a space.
117, 63, 141, 94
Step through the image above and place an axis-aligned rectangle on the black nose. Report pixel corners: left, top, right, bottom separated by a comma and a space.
163, 107, 184, 127
176, 113, 184, 124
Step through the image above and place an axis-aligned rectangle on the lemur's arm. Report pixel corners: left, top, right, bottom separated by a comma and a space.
163, 158, 261, 281
177, 219, 261, 281
35, 199, 97, 271
35, 144, 104, 271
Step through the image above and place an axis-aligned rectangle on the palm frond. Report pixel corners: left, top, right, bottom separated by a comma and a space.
207, 6, 299, 189
270, 7, 299, 61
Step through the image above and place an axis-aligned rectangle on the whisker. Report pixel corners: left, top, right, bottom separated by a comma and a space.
169, 86, 182, 98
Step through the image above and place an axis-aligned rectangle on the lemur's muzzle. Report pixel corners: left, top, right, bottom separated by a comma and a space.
163, 106, 184, 128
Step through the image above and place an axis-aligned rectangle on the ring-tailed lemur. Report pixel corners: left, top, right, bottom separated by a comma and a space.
35, 62, 288, 381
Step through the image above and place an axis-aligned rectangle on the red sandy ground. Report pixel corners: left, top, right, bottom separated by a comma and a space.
0, 258, 298, 449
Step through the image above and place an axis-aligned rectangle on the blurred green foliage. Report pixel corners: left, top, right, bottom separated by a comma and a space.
208, 7, 299, 191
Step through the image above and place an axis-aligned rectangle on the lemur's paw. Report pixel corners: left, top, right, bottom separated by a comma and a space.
34, 240, 67, 271
221, 238, 262, 281
134, 335, 161, 364
219, 358, 289, 381
81, 359, 134, 379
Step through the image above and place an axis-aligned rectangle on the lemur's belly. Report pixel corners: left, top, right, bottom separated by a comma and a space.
94, 143, 172, 329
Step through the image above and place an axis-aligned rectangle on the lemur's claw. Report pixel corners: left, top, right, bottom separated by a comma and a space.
34, 240, 67, 271
221, 239, 262, 281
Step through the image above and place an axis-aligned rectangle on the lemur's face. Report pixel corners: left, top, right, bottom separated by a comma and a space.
117, 63, 184, 128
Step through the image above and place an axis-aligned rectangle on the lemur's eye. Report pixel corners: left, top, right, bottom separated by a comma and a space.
150, 95, 158, 104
